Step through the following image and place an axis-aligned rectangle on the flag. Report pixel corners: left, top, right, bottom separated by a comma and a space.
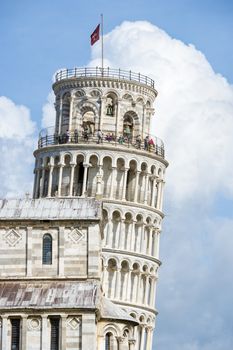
90, 24, 100, 46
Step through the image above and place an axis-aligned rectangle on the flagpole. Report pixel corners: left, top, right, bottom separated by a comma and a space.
101, 13, 104, 75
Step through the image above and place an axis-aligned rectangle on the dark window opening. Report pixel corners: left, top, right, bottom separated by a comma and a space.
43, 234, 52, 265
11, 319, 20, 350
50, 318, 60, 350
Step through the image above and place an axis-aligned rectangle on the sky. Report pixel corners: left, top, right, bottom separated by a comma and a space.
1, 1, 233, 349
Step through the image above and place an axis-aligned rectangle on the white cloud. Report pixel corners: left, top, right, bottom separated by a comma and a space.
41, 91, 56, 128
90, 21, 233, 204
90, 21, 233, 349
0, 96, 36, 198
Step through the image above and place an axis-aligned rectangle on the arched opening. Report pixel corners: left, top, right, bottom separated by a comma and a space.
138, 162, 147, 203
87, 155, 99, 196
102, 156, 112, 198
51, 156, 60, 197
115, 158, 125, 200
82, 109, 95, 138
124, 213, 132, 250
42, 234, 52, 265
105, 332, 113, 350
126, 160, 137, 202
120, 260, 129, 300
107, 259, 117, 298
73, 155, 84, 196
112, 211, 121, 249
61, 155, 71, 196
123, 114, 134, 141
42, 157, 50, 197
105, 93, 117, 117
134, 214, 143, 252
61, 93, 70, 134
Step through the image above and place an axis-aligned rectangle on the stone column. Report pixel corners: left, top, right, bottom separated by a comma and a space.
111, 268, 117, 300
1, 316, 9, 350
134, 171, 140, 202
81, 163, 89, 197
146, 327, 153, 350
141, 224, 146, 254
21, 316, 27, 350
69, 163, 76, 196
151, 176, 157, 207
122, 168, 129, 200
102, 264, 108, 295
156, 179, 162, 210
60, 315, 67, 350
115, 267, 121, 300
148, 227, 153, 256
130, 220, 136, 251
144, 275, 150, 305
127, 269, 132, 301
139, 326, 145, 350
155, 231, 161, 259
129, 339, 136, 350
41, 315, 49, 350
39, 168, 45, 197
47, 165, 54, 197
143, 173, 149, 205
110, 166, 116, 198
57, 163, 64, 196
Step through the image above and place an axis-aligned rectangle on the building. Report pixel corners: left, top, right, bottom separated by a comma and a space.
0, 67, 168, 350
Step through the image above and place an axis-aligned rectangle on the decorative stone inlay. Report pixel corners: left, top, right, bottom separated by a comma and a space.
67, 317, 80, 330
68, 229, 83, 243
4, 229, 22, 247
28, 318, 41, 330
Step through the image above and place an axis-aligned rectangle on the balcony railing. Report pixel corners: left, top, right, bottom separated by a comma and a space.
37, 130, 165, 158
54, 67, 155, 88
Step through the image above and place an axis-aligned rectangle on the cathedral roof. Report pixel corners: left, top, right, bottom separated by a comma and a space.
0, 198, 101, 221
0, 280, 99, 309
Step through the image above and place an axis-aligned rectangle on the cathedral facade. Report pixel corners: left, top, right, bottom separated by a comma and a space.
0, 67, 168, 350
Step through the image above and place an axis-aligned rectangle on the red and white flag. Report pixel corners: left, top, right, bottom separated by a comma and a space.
90, 24, 100, 46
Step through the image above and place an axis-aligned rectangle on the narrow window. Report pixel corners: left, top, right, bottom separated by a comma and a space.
50, 318, 60, 350
105, 332, 113, 350
11, 319, 20, 350
43, 234, 52, 265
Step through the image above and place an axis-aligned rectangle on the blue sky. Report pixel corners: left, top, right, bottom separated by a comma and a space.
0, 0, 232, 128
1, 1, 233, 350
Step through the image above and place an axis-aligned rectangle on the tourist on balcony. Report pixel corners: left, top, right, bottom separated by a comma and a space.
144, 135, 149, 150
118, 135, 124, 144
97, 129, 103, 144
136, 135, 142, 148
148, 137, 155, 151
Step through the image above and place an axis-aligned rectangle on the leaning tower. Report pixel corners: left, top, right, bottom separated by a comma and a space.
33, 67, 168, 350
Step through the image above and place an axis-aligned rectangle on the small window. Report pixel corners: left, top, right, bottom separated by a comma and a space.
105, 332, 113, 350
50, 318, 60, 350
11, 319, 20, 350
43, 234, 52, 265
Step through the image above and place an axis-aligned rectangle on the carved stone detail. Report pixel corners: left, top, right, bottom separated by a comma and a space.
4, 229, 22, 247
68, 228, 83, 243
67, 316, 81, 330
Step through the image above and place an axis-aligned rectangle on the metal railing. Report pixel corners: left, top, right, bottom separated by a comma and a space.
37, 130, 165, 158
54, 67, 155, 88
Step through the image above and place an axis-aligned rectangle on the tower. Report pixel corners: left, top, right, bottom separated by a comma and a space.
0, 67, 168, 350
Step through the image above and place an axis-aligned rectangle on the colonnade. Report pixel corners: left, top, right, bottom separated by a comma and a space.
103, 211, 160, 258
102, 259, 157, 308
33, 153, 165, 212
